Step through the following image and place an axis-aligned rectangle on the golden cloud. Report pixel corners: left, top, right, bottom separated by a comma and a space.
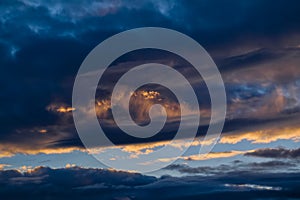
140, 150, 252, 165
220, 127, 300, 144
0, 144, 83, 158
39, 129, 47, 134
46, 103, 75, 113
56, 107, 75, 113
65, 163, 76, 168
0, 164, 9, 170
182, 150, 245, 161
140, 90, 160, 100
89, 137, 218, 162
93, 89, 207, 125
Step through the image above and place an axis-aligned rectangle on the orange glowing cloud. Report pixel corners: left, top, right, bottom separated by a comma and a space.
220, 127, 300, 144
39, 129, 47, 134
95, 99, 111, 118
46, 103, 75, 113
182, 150, 245, 161
140, 150, 252, 165
65, 163, 76, 168
56, 106, 75, 113
89, 137, 218, 161
0, 144, 83, 158
93, 89, 206, 125
139, 90, 160, 100
0, 164, 9, 170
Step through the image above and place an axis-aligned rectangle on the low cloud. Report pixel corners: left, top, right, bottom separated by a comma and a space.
244, 147, 300, 159
0, 166, 299, 200
164, 160, 298, 175
183, 150, 244, 161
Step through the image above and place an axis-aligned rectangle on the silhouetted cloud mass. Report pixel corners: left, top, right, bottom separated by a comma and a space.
0, 0, 300, 155
0, 166, 300, 200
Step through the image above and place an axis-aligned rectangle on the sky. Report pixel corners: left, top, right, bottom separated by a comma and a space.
0, 0, 300, 199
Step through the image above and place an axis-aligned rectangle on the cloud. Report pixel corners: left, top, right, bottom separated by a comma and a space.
224, 183, 282, 191
46, 103, 75, 113
182, 150, 245, 161
0, 144, 82, 158
220, 124, 300, 144
0, 0, 300, 160
0, 166, 156, 199
164, 160, 298, 175
1, 115, 299, 159
0, 123, 84, 158
0, 166, 300, 199
245, 147, 300, 159
0, 164, 9, 170
0, 1, 299, 198
248, 160, 297, 168
163, 163, 231, 175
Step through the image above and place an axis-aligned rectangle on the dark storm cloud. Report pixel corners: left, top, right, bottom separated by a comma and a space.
0, 166, 300, 199
245, 147, 300, 159
0, 0, 300, 154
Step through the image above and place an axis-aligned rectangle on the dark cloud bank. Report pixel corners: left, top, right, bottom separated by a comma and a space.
0, 0, 300, 151
0, 166, 300, 200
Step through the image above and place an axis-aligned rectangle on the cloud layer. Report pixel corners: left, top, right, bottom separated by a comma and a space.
0, 166, 300, 200
0, 0, 300, 167
245, 147, 300, 159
